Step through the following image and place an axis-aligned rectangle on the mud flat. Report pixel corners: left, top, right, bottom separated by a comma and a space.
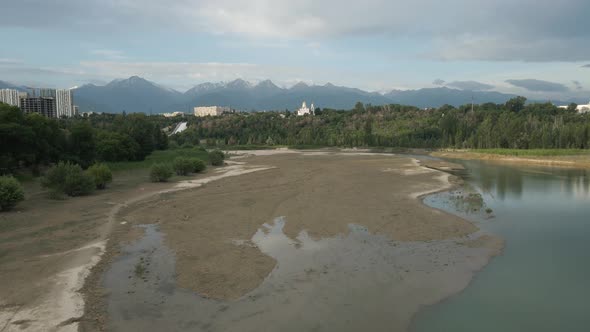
81, 151, 502, 332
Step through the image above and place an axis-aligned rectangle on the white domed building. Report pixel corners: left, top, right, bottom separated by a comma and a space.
297, 101, 315, 116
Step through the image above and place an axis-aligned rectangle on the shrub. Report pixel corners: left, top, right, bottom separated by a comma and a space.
42, 162, 95, 197
150, 163, 173, 182
88, 163, 113, 189
181, 142, 193, 149
168, 140, 179, 149
189, 158, 206, 173
0, 176, 25, 211
172, 157, 193, 176
208, 150, 225, 166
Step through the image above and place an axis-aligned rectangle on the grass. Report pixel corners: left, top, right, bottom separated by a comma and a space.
106, 148, 209, 172
216, 144, 281, 150
287, 144, 327, 150
468, 149, 590, 157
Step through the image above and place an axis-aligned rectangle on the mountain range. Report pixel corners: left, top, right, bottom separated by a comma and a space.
2, 77, 573, 113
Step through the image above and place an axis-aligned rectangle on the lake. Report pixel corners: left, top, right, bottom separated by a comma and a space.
413, 160, 590, 332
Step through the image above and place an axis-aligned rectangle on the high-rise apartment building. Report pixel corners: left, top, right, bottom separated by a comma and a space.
56, 89, 74, 117
35, 88, 74, 117
0, 89, 20, 107
19, 97, 57, 118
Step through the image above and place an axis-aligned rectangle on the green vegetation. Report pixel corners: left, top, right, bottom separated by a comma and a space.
208, 150, 225, 166
42, 162, 95, 197
172, 157, 193, 176
469, 149, 590, 156
178, 97, 590, 150
149, 163, 173, 182
189, 158, 206, 173
0, 102, 171, 175
106, 148, 209, 172
87, 163, 113, 189
0, 176, 25, 211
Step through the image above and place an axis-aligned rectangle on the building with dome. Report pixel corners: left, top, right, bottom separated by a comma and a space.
297, 101, 315, 116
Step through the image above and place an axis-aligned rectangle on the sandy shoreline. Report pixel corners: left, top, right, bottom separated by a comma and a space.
78, 150, 502, 331
432, 150, 590, 169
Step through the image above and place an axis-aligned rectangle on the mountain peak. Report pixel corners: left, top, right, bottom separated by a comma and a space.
106, 76, 154, 88
291, 82, 309, 90
226, 79, 252, 89
256, 79, 278, 88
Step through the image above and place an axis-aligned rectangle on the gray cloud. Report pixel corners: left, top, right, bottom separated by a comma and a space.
572, 80, 583, 90
1, 0, 589, 62
505, 79, 570, 92
432, 79, 445, 86
446, 81, 494, 91
583, 64, 590, 68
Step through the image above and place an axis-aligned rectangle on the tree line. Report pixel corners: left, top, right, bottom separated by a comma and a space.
0, 103, 171, 174
175, 97, 590, 150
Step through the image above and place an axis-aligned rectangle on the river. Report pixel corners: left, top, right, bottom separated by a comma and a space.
413, 159, 590, 331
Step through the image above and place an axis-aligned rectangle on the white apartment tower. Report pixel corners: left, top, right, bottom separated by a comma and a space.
0, 89, 20, 107
55, 89, 75, 117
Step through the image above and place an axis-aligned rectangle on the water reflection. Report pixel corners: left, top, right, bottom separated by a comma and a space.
413, 160, 590, 332
459, 160, 590, 201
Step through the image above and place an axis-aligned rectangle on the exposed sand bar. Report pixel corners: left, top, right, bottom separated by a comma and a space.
83, 150, 502, 331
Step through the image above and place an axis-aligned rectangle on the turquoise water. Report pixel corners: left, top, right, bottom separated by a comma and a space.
413, 160, 590, 332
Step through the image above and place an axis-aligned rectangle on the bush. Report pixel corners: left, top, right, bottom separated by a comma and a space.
150, 163, 173, 182
172, 157, 193, 176
0, 176, 25, 211
168, 140, 179, 149
208, 150, 225, 166
181, 142, 194, 149
42, 162, 95, 197
88, 163, 113, 189
189, 158, 206, 173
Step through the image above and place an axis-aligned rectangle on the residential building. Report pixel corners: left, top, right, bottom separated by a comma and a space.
0, 89, 20, 107
55, 89, 75, 117
558, 101, 590, 114
19, 97, 57, 118
297, 101, 315, 116
194, 106, 231, 117
161, 111, 185, 117
39, 88, 56, 98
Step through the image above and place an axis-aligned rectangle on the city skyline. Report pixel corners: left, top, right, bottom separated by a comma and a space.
0, 0, 589, 101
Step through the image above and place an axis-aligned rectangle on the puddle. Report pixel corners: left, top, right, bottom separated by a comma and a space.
104, 218, 495, 331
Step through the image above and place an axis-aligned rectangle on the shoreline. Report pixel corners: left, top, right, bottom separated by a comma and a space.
432, 150, 590, 169
80, 150, 502, 331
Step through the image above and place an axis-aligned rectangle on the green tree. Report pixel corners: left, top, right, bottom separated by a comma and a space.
67, 122, 96, 168
189, 158, 206, 173
0, 175, 25, 211
208, 150, 225, 166
42, 162, 95, 197
150, 163, 173, 182
172, 157, 193, 176
87, 163, 113, 189
506, 96, 527, 113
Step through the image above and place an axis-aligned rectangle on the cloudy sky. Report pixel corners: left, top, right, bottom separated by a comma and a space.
0, 0, 589, 100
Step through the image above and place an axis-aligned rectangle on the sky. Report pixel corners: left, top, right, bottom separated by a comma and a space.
0, 0, 589, 101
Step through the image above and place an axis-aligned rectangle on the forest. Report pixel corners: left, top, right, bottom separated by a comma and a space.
0, 103, 171, 175
176, 98, 589, 150
2, 97, 589, 175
